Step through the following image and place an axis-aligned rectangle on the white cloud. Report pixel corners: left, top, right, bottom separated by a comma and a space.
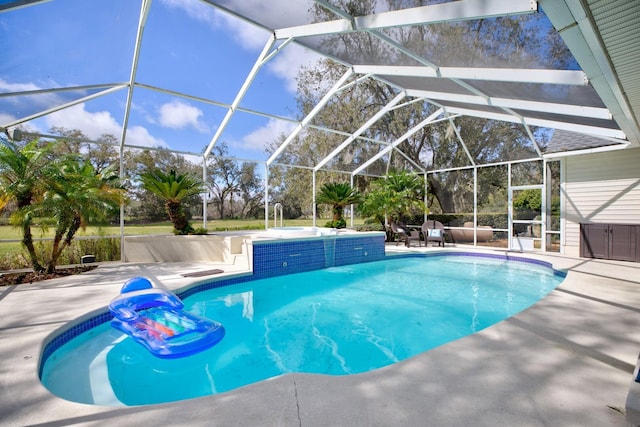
218, 0, 313, 29
0, 78, 133, 141
216, 11, 271, 51
0, 78, 40, 92
158, 0, 320, 93
159, 0, 271, 51
0, 113, 16, 127
45, 103, 121, 140
239, 118, 296, 152
44, 103, 168, 149
125, 125, 168, 149
160, 0, 312, 46
0, 77, 73, 117
158, 100, 209, 132
160, 0, 223, 29
215, 8, 322, 94
267, 44, 323, 94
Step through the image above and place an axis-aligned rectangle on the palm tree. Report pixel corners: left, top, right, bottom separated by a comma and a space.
360, 170, 425, 236
0, 139, 51, 271
0, 189, 10, 214
315, 182, 361, 228
40, 161, 124, 272
139, 169, 204, 234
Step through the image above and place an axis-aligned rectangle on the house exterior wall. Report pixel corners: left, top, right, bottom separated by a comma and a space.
562, 147, 640, 257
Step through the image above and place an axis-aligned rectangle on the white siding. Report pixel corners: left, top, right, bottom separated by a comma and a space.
563, 148, 640, 256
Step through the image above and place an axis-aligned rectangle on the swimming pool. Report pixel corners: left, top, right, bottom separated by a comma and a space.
40, 253, 565, 406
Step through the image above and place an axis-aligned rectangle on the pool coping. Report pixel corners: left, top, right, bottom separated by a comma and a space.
1, 246, 639, 426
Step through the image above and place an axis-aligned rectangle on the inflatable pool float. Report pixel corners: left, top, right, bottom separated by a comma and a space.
109, 277, 225, 358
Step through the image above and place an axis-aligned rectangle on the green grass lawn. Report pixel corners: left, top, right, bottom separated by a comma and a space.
0, 218, 369, 267
0, 218, 360, 240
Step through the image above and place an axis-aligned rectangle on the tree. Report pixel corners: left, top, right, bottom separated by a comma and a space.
207, 142, 263, 219
127, 148, 201, 222
38, 161, 125, 272
360, 170, 425, 234
266, 0, 574, 218
207, 143, 241, 219
139, 169, 204, 234
47, 127, 120, 173
315, 182, 362, 228
0, 189, 10, 214
237, 162, 264, 219
0, 137, 125, 272
0, 138, 52, 271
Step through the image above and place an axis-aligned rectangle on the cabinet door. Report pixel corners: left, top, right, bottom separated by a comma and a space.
637, 226, 640, 263
609, 224, 636, 262
580, 223, 608, 259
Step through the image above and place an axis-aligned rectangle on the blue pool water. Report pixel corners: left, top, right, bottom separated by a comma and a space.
41, 254, 565, 406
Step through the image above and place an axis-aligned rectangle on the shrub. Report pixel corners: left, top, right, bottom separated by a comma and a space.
324, 218, 346, 229
0, 237, 120, 270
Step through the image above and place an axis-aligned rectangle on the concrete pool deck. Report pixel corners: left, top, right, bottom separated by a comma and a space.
1, 245, 639, 426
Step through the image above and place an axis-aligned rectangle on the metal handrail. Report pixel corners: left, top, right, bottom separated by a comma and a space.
274, 203, 283, 227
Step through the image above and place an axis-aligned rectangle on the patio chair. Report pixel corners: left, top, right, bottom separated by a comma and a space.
408, 229, 422, 247
389, 220, 420, 247
421, 220, 446, 247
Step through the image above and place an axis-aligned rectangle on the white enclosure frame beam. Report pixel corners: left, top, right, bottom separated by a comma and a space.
2, 84, 127, 129
312, 170, 317, 226
267, 68, 354, 165
134, 82, 230, 109
393, 147, 427, 174
204, 35, 284, 158
0, 82, 127, 99
351, 37, 621, 143
446, 115, 475, 167
119, 0, 151, 151
352, 108, 444, 175
543, 141, 629, 159
353, 65, 588, 86
201, 158, 207, 229
523, 122, 543, 157
118, 0, 151, 261
278, 0, 536, 39
314, 90, 406, 171
0, 0, 50, 13
406, 89, 612, 120
443, 106, 627, 140
369, 32, 440, 70
428, 155, 544, 175
263, 163, 269, 230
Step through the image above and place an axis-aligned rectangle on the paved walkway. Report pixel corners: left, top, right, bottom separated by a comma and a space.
1, 247, 639, 426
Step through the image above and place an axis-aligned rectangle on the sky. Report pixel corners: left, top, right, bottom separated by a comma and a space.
1, 0, 623, 168
0, 0, 323, 162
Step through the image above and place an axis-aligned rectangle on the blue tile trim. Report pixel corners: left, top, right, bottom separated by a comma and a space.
39, 311, 112, 378
389, 251, 567, 278
178, 275, 252, 300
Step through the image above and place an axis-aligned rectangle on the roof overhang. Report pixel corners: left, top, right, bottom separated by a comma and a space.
540, 0, 640, 147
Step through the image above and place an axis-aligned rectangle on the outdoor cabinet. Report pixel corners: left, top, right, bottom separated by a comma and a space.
580, 223, 638, 262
